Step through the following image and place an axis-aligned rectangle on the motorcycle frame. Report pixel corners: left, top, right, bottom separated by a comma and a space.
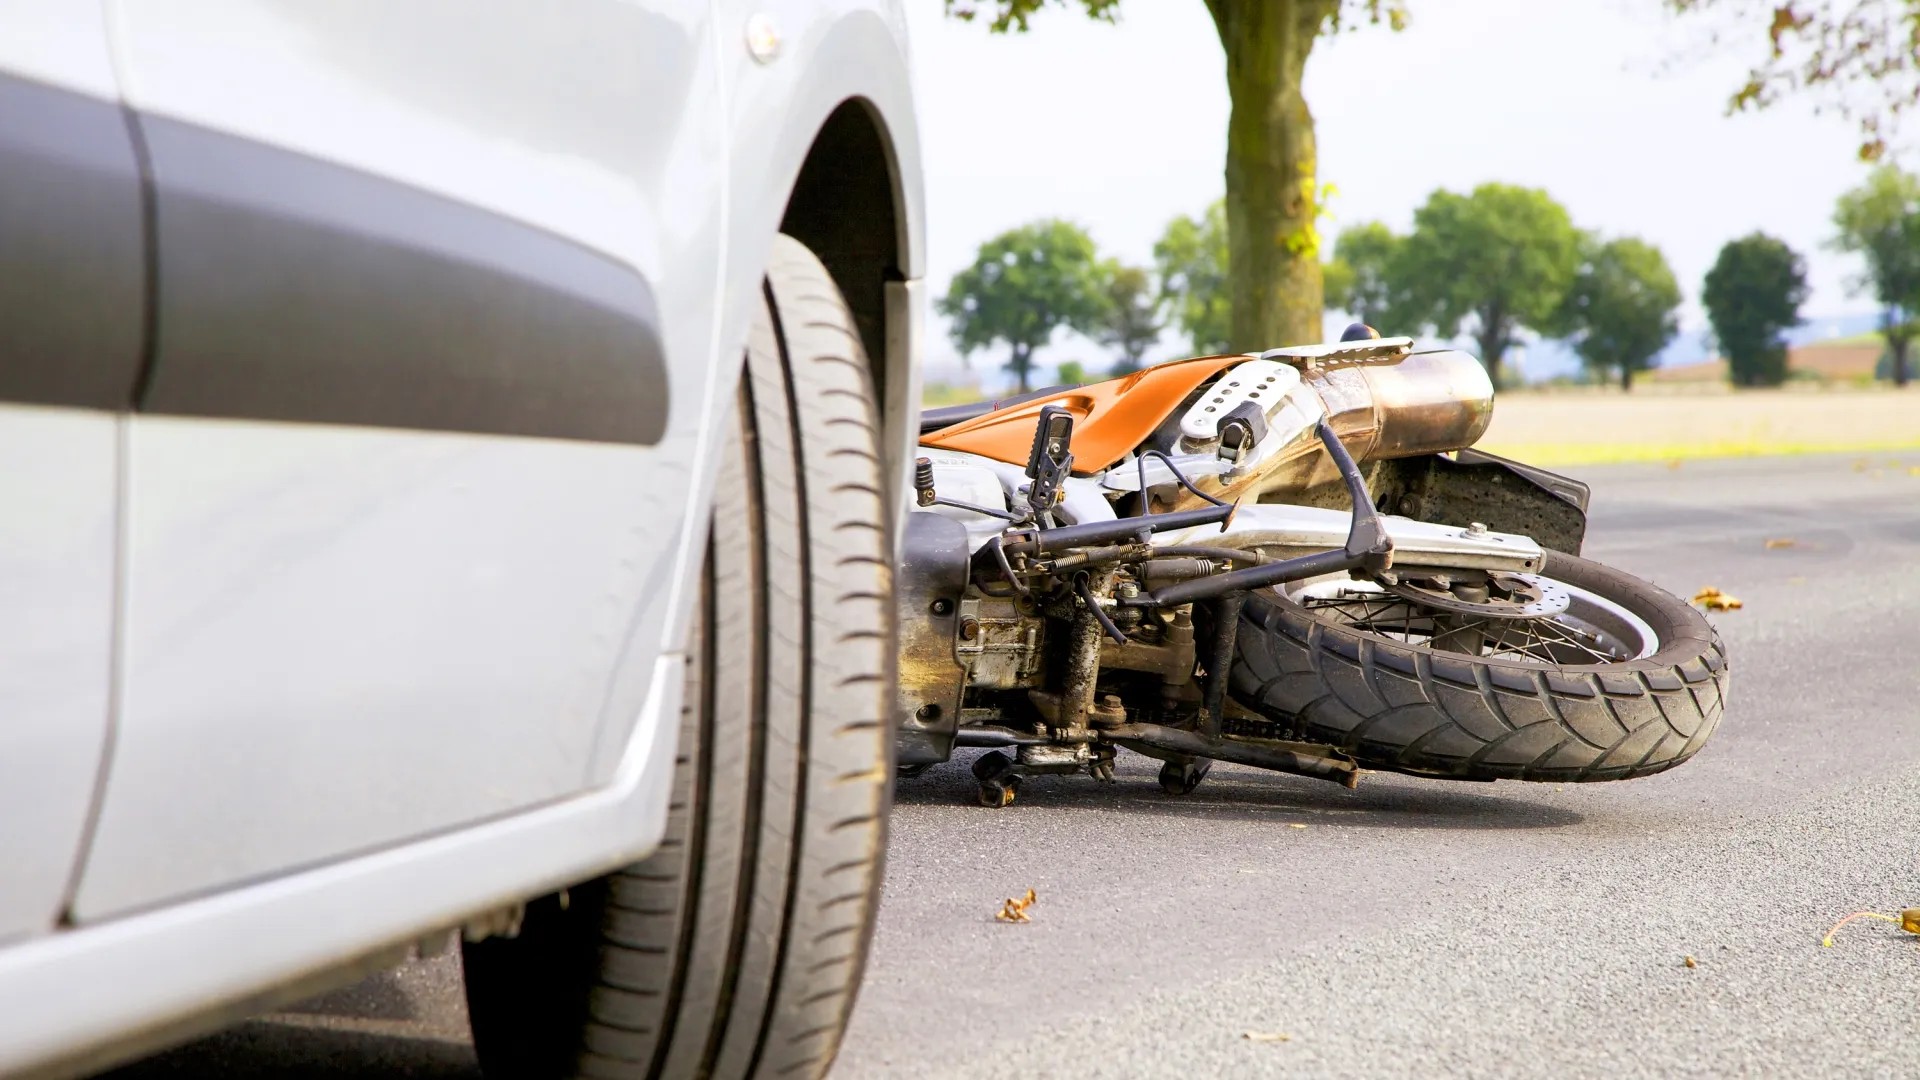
896, 377, 1591, 799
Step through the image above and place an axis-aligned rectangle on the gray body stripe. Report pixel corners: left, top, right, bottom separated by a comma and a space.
0, 70, 669, 445
0, 74, 148, 411
138, 117, 669, 445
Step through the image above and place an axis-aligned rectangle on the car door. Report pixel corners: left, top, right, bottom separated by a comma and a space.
0, 2, 140, 941
71, 0, 727, 920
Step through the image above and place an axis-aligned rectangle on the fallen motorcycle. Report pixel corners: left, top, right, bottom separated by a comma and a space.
896, 330, 1729, 806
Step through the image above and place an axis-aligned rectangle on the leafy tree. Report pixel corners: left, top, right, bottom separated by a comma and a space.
1055, 359, 1090, 384
1095, 263, 1165, 374
947, 0, 1406, 350
1669, 0, 1920, 160
1701, 232, 1808, 387
1153, 201, 1233, 354
1392, 183, 1583, 386
1323, 221, 1405, 331
1832, 164, 1920, 386
1560, 237, 1682, 391
937, 219, 1111, 393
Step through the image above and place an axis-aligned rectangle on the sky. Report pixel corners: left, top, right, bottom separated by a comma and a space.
902, 0, 1890, 388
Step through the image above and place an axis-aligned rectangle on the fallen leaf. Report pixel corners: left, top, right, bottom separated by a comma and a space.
1683, 955, 1697, 968
1243, 1031, 1292, 1043
1692, 587, 1744, 611
1854, 458, 1871, 472
1763, 538, 1797, 549
996, 888, 1037, 923
1821, 909, 1919, 946
1666, 459, 1684, 471
1909, 466, 1920, 477
1288, 823, 1308, 829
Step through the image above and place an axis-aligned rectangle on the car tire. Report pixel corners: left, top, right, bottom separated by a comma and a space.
461, 234, 896, 1080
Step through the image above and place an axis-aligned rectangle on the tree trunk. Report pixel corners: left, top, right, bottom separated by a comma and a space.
1010, 343, 1031, 393
1893, 333, 1912, 388
1469, 300, 1511, 387
1210, 0, 1338, 352
1473, 326, 1507, 388
1621, 363, 1634, 392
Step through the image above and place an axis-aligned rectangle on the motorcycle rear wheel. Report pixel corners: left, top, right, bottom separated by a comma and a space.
1230, 550, 1728, 782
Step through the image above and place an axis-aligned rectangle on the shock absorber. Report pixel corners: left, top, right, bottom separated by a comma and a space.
913, 456, 936, 507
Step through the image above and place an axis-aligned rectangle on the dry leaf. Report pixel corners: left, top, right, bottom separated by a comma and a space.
1763, 538, 1797, 549
996, 888, 1037, 923
1909, 466, 1920, 477
1288, 823, 1308, 829
1853, 458, 1871, 472
1243, 1031, 1292, 1043
1683, 955, 1697, 968
1666, 459, 1684, 470
1821, 909, 1920, 946
1692, 587, 1744, 611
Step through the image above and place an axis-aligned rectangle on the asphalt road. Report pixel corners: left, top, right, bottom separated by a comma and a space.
107, 452, 1920, 1079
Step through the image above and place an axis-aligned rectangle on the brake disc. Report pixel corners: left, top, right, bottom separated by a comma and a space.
1387, 572, 1571, 619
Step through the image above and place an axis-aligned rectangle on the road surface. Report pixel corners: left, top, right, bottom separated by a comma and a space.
108, 452, 1920, 1079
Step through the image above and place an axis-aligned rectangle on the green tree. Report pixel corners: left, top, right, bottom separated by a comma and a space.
1095, 263, 1165, 374
1832, 164, 1920, 387
937, 219, 1111, 393
1153, 201, 1233, 354
1392, 183, 1583, 386
1323, 220, 1405, 331
1669, 0, 1920, 160
947, 0, 1405, 350
1055, 359, 1090, 384
1560, 237, 1682, 391
1701, 232, 1808, 388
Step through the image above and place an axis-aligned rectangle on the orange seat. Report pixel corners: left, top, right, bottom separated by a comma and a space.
920, 355, 1250, 475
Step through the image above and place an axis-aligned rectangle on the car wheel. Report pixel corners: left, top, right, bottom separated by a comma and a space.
462, 234, 896, 1080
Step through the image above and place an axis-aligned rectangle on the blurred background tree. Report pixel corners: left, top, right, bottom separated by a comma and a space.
1669, 0, 1920, 161
937, 219, 1111, 393
947, 0, 1406, 350
1094, 263, 1165, 374
1154, 200, 1234, 354
1702, 232, 1809, 387
1323, 220, 1406, 331
1559, 237, 1683, 391
1390, 183, 1583, 387
1831, 164, 1920, 386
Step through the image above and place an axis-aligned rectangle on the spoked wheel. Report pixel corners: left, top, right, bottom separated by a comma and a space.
1231, 550, 1729, 782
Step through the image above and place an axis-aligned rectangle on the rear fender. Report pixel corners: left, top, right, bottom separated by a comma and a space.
1374, 449, 1590, 556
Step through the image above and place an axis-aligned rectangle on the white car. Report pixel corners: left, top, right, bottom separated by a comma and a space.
0, 3, 923, 1077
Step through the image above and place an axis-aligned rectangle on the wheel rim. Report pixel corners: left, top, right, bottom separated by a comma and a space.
1281, 572, 1662, 665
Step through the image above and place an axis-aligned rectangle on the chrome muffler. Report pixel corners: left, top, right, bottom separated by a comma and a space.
1168, 339, 1494, 507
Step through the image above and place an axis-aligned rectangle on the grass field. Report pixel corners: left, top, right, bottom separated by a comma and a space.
1474, 386, 1920, 465
921, 380, 1920, 465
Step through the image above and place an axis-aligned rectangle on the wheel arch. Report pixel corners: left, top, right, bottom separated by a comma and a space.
772, 93, 922, 551
779, 96, 908, 442
716, 7, 924, 550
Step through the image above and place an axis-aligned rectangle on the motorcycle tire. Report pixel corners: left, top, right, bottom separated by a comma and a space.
463, 235, 895, 1080
1230, 549, 1727, 783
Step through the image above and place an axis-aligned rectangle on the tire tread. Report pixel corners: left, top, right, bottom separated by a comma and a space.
1229, 549, 1727, 782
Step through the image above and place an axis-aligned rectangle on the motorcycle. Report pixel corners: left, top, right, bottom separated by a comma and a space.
895, 329, 1729, 806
